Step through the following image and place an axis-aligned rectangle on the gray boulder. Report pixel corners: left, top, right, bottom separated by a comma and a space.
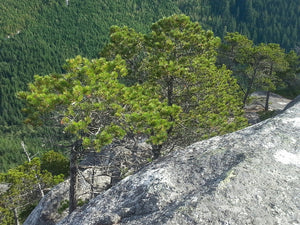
24, 141, 152, 225
23, 170, 111, 225
58, 97, 300, 225
244, 91, 291, 124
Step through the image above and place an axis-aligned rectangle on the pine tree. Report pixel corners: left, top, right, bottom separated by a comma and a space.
0, 158, 64, 224
18, 55, 179, 213
101, 15, 247, 150
219, 32, 295, 107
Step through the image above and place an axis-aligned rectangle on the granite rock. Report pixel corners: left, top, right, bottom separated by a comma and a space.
57, 96, 300, 225
24, 141, 152, 225
23, 170, 111, 225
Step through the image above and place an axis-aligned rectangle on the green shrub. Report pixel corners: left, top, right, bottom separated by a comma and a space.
41, 150, 69, 177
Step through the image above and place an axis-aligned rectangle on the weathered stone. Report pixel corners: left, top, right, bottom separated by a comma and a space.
0, 183, 10, 194
80, 140, 152, 185
244, 91, 291, 124
23, 170, 111, 225
24, 140, 152, 225
81, 169, 111, 194
57, 96, 300, 225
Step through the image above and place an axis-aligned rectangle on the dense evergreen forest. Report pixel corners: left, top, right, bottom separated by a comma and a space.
0, 0, 299, 172
178, 0, 300, 49
0, 0, 180, 171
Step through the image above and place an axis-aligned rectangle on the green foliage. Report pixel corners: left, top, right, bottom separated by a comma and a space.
77, 198, 88, 207
0, 207, 13, 225
57, 198, 87, 215
1, 0, 299, 126
58, 200, 69, 215
275, 51, 300, 98
258, 110, 278, 121
145, 15, 247, 142
0, 0, 179, 126
41, 150, 69, 177
18, 203, 38, 224
0, 125, 49, 172
256, 43, 289, 91
1, 0, 299, 168
102, 14, 248, 147
0, 123, 70, 172
19, 52, 179, 212
175, 0, 300, 50
19, 55, 178, 151
0, 157, 64, 224
1, 0, 298, 217
219, 32, 298, 106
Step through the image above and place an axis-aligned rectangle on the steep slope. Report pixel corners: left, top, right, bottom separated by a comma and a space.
0, 0, 180, 172
45, 96, 299, 225
1, 0, 299, 125
1, 0, 299, 172
176, 0, 300, 50
0, 0, 180, 125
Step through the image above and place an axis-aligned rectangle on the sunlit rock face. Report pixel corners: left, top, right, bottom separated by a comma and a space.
26, 96, 300, 225
57, 96, 300, 225
23, 172, 111, 225
24, 141, 152, 225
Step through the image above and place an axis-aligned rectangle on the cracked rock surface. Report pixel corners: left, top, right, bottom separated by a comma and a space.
24, 141, 152, 225
57, 96, 300, 225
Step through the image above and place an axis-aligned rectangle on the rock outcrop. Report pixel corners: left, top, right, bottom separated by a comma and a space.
24, 141, 152, 225
57, 96, 300, 225
23, 170, 111, 225
244, 91, 291, 124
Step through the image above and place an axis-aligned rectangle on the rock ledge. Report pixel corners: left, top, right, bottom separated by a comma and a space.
55, 96, 300, 225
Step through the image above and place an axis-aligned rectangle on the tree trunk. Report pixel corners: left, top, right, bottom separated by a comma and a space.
265, 65, 273, 111
13, 208, 20, 225
243, 69, 257, 106
69, 140, 81, 214
152, 144, 162, 160
265, 91, 270, 111
90, 150, 96, 199
243, 87, 251, 106
167, 76, 174, 106
21, 141, 44, 198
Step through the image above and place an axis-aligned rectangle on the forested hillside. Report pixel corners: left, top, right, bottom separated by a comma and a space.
0, 0, 179, 125
177, 0, 300, 49
0, 0, 299, 172
1, 0, 299, 125
0, 0, 180, 171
